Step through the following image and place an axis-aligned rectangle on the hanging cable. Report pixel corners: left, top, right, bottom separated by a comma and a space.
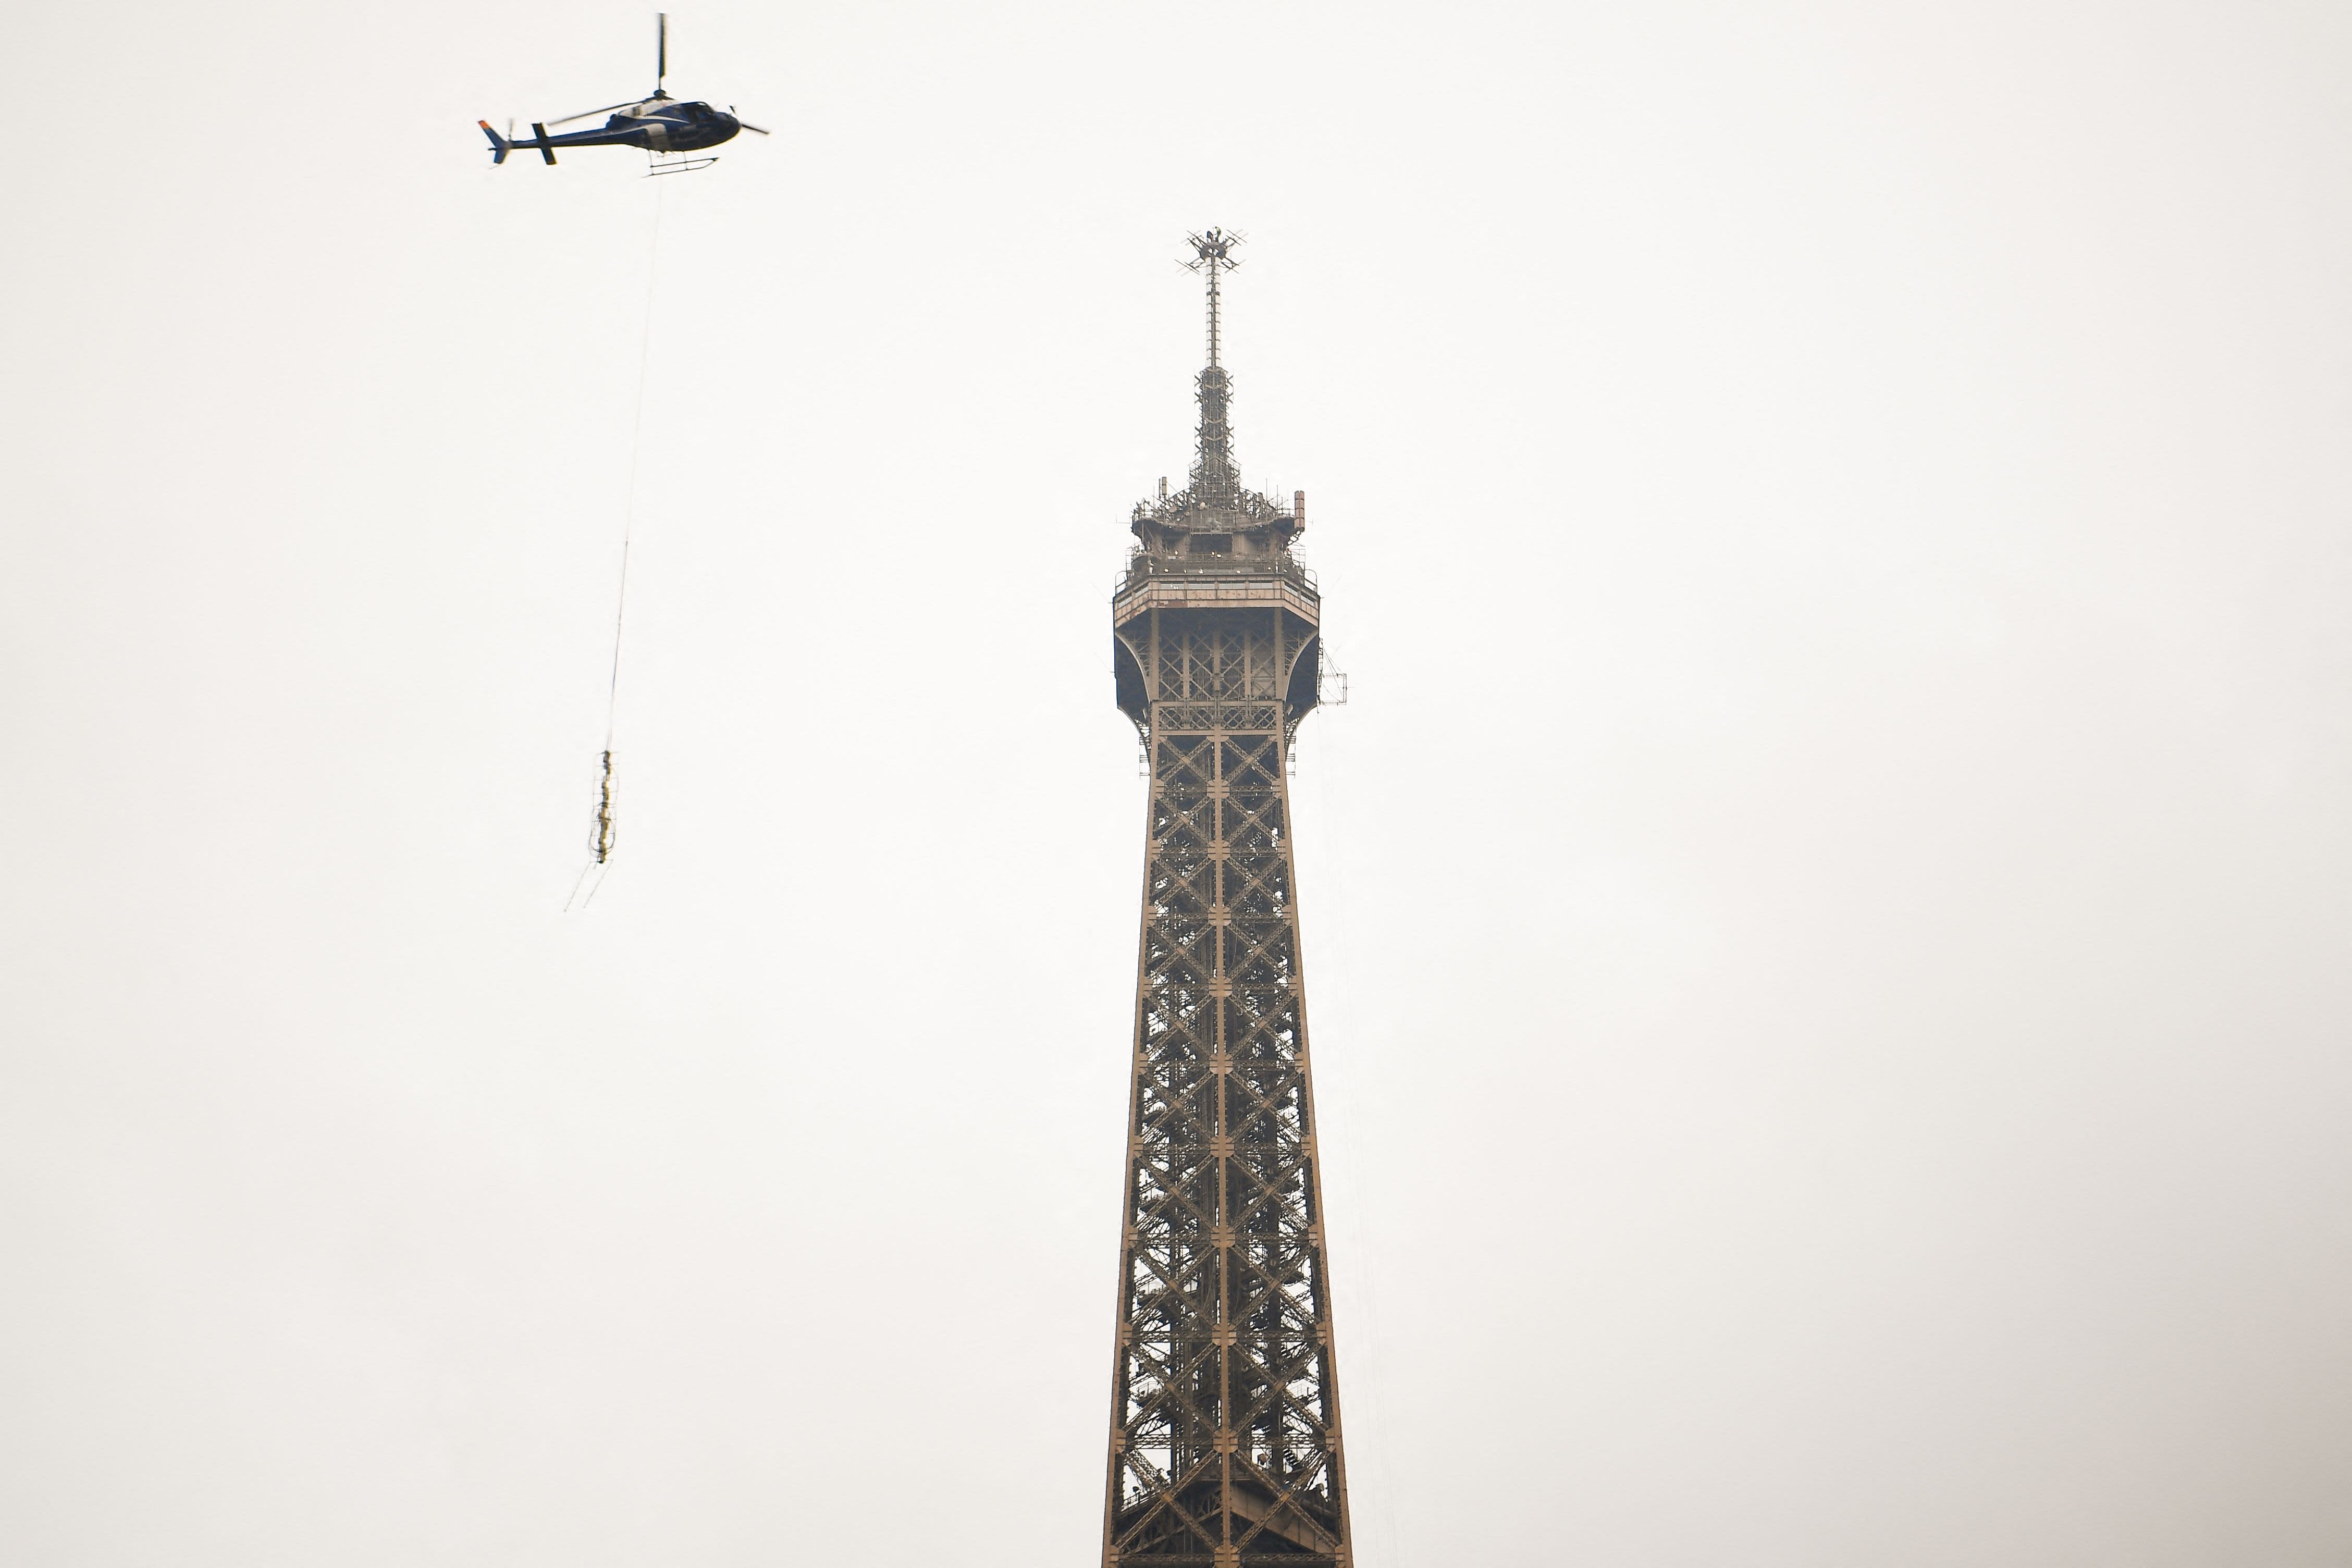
567, 183, 667, 911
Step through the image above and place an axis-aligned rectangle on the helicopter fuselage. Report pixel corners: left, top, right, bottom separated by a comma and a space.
540, 96, 742, 153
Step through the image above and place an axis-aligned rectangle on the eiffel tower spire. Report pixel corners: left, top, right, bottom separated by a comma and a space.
1131, 230, 1302, 558
1186, 229, 1240, 509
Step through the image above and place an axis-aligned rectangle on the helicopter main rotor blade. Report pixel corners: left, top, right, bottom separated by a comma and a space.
656, 12, 667, 92
545, 100, 635, 128
735, 120, 770, 135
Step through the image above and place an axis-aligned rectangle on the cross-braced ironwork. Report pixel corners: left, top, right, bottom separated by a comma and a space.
1102, 232, 1350, 1568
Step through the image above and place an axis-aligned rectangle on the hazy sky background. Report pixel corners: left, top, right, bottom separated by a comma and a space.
6, 1, 2351, 1563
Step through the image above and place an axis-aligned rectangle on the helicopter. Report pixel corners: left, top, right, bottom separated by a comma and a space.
479, 14, 768, 175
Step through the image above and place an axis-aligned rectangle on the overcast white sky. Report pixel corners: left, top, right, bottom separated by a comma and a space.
5, 1, 2351, 1563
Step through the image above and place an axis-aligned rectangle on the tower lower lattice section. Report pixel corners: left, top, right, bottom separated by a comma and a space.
1103, 595, 1350, 1566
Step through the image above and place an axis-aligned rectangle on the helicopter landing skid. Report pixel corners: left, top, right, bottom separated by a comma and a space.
646, 153, 719, 177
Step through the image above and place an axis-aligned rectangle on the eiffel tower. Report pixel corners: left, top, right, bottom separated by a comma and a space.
1100, 230, 1353, 1568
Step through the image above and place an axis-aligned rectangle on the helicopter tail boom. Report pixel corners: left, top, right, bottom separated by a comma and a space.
478, 120, 559, 165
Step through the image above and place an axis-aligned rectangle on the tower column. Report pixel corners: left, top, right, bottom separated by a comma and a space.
1102, 232, 1350, 1568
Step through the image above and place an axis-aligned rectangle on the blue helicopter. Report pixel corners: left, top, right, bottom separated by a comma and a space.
480, 14, 768, 175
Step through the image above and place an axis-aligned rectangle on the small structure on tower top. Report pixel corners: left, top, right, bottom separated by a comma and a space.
1130, 228, 1304, 557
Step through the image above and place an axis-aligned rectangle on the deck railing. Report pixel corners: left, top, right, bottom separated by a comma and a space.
1116, 549, 1318, 599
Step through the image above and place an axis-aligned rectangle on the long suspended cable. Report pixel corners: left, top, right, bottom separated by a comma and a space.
568, 183, 667, 911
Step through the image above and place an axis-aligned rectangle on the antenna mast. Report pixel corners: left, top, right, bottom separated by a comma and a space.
1180, 229, 1243, 508
1183, 227, 1240, 368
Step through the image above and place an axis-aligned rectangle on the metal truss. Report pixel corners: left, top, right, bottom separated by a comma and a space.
1100, 234, 1352, 1568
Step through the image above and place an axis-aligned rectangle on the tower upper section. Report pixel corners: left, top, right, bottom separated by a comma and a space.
1098, 234, 1352, 1568
1115, 231, 1317, 641
1113, 231, 1321, 735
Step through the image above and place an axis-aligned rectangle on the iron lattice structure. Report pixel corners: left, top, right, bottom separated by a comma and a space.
1101, 231, 1352, 1568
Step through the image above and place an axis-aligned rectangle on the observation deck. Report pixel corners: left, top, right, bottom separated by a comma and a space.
1111, 545, 1320, 629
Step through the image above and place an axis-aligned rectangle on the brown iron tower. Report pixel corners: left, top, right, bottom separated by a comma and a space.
1100, 231, 1352, 1568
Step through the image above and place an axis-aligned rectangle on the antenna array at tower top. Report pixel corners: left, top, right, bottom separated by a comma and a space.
1181, 228, 1243, 271
1181, 229, 1244, 369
